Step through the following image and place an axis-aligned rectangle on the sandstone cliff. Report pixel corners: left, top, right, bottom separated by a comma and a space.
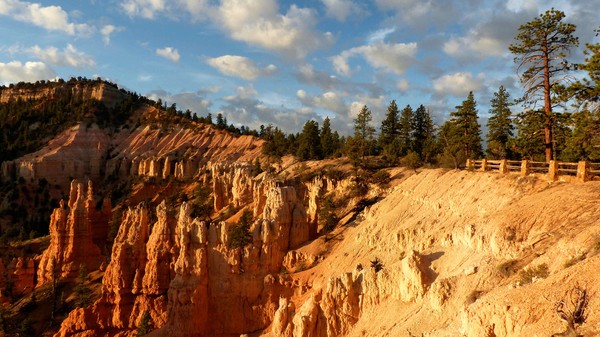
37, 179, 105, 285
263, 169, 600, 337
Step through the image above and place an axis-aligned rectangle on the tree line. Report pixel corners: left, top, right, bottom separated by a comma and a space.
262, 9, 600, 167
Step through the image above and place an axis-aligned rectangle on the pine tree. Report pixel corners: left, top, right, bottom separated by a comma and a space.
438, 120, 464, 169
296, 120, 322, 161
398, 105, 413, 156
486, 86, 514, 159
509, 8, 579, 161
412, 104, 436, 163
379, 100, 400, 147
562, 109, 600, 161
450, 92, 483, 160
513, 109, 546, 161
320, 117, 336, 158
351, 105, 376, 161
379, 100, 401, 163
227, 209, 253, 249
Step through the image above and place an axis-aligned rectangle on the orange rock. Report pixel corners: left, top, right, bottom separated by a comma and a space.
37, 180, 104, 286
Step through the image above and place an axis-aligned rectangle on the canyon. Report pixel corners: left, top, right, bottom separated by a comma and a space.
0, 81, 599, 337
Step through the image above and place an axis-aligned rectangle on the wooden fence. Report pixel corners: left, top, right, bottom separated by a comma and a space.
465, 159, 600, 182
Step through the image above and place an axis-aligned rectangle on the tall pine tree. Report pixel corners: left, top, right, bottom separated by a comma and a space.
411, 104, 436, 163
486, 86, 514, 159
509, 9, 578, 161
351, 105, 376, 161
320, 117, 336, 158
450, 92, 483, 160
398, 105, 413, 156
379, 100, 401, 163
296, 120, 322, 161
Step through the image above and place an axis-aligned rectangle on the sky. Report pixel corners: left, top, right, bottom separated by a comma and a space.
0, 0, 598, 135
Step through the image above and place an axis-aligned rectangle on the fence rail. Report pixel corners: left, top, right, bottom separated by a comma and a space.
465, 159, 600, 182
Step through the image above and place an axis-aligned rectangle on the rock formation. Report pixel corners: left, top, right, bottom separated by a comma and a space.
37, 180, 105, 285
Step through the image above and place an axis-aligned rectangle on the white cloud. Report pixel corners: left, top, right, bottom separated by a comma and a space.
121, 0, 166, 19
101, 25, 122, 46
296, 89, 347, 114
206, 55, 277, 81
321, 0, 362, 22
217, 0, 332, 59
119, 0, 211, 20
366, 27, 395, 44
433, 72, 485, 97
156, 47, 180, 62
397, 79, 409, 92
0, 61, 56, 84
26, 44, 96, 68
0, 0, 93, 35
333, 42, 417, 76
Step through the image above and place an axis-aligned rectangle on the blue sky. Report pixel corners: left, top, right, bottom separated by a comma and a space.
0, 0, 597, 134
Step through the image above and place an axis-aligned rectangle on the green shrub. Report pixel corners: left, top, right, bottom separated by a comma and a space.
227, 209, 253, 249
401, 151, 421, 169
371, 169, 391, 187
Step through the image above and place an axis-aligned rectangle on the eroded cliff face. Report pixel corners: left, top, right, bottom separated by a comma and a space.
54, 165, 322, 337
37, 179, 106, 285
0, 81, 124, 107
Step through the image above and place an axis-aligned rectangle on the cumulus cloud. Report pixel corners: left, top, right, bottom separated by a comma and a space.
206, 55, 277, 80
0, 61, 56, 84
217, 0, 333, 59
148, 89, 213, 117
121, 0, 166, 19
26, 44, 96, 68
296, 89, 347, 115
332, 42, 417, 76
120, 0, 211, 20
0, 0, 93, 35
433, 72, 485, 97
156, 47, 180, 62
101, 25, 123, 46
218, 85, 319, 132
321, 0, 362, 22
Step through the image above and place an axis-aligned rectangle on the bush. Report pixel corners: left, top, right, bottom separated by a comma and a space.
518, 263, 549, 285
371, 169, 391, 187
227, 209, 253, 249
401, 151, 421, 169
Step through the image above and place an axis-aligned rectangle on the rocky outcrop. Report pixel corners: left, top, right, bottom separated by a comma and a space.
166, 202, 209, 336
0, 81, 124, 107
56, 200, 179, 336
37, 180, 105, 285
1, 124, 111, 187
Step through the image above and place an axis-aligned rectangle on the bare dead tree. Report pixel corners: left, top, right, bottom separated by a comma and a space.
551, 285, 589, 337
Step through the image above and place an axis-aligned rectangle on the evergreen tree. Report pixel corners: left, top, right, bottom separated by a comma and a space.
351, 105, 376, 161
296, 120, 322, 161
320, 117, 336, 158
136, 311, 153, 336
570, 27, 600, 103
216, 113, 226, 129
412, 104, 437, 163
379, 100, 401, 163
562, 109, 600, 161
486, 86, 514, 159
509, 9, 579, 161
438, 120, 464, 169
398, 105, 414, 156
227, 209, 253, 249
379, 100, 400, 147
450, 92, 483, 159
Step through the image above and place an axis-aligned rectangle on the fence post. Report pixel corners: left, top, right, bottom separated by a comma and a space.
521, 160, 530, 176
481, 158, 488, 171
547, 160, 558, 181
577, 161, 589, 182
466, 159, 473, 170
499, 159, 508, 174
